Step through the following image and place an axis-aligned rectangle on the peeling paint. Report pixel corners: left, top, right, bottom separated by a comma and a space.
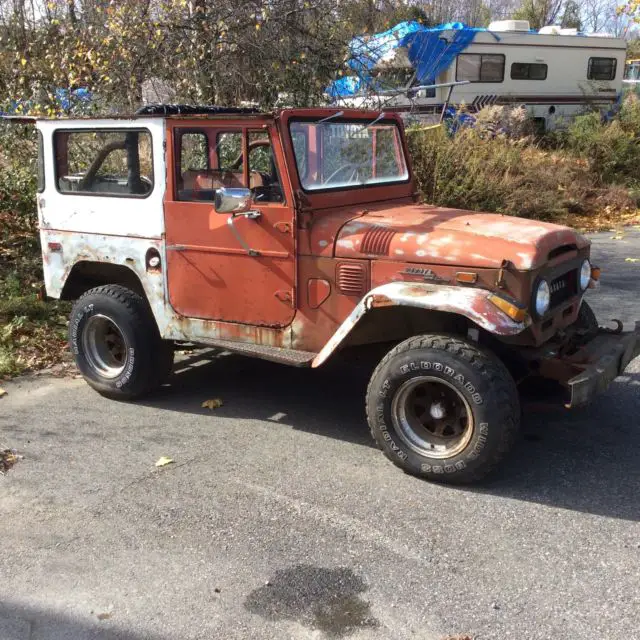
312, 281, 527, 368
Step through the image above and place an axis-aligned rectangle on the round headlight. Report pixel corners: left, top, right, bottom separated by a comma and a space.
580, 259, 591, 291
535, 280, 550, 316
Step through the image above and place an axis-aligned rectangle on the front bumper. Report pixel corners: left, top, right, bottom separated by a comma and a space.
567, 321, 640, 408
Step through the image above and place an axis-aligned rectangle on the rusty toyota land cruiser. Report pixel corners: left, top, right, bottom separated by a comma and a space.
29, 105, 639, 484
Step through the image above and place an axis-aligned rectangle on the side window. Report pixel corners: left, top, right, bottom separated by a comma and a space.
216, 132, 243, 172
177, 129, 244, 202
180, 132, 208, 171
456, 54, 505, 82
588, 57, 617, 81
54, 129, 153, 197
176, 129, 283, 203
511, 62, 548, 80
37, 130, 45, 193
247, 131, 283, 204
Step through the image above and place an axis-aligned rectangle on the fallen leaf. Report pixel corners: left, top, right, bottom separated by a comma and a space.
202, 398, 223, 410
0, 449, 22, 474
625, 258, 640, 263
0, 388, 6, 398
97, 612, 112, 621
155, 456, 174, 467
611, 235, 625, 240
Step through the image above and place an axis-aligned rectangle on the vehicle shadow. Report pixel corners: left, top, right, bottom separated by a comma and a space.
0, 600, 165, 640
141, 350, 640, 522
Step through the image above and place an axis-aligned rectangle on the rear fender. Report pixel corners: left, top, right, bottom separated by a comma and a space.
312, 282, 528, 368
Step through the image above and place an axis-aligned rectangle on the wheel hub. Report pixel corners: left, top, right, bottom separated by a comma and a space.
391, 376, 474, 459
82, 314, 128, 379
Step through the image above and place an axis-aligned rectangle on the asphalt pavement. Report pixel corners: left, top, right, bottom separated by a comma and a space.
1, 230, 639, 640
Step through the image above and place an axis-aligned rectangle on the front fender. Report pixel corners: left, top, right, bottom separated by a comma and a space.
312, 282, 528, 368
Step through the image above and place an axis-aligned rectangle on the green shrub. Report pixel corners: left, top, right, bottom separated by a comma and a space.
563, 95, 640, 185
0, 123, 38, 226
407, 124, 610, 221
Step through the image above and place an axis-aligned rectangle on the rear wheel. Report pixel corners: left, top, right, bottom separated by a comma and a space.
69, 285, 173, 399
366, 334, 520, 484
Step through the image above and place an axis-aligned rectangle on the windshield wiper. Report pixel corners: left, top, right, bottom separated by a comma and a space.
360, 112, 386, 131
315, 110, 344, 124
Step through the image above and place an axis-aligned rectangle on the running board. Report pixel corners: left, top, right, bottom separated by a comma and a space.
192, 337, 316, 367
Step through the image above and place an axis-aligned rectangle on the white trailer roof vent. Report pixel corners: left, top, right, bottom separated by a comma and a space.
538, 25, 579, 35
488, 20, 531, 32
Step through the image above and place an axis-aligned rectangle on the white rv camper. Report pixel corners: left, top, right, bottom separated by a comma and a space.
331, 20, 627, 131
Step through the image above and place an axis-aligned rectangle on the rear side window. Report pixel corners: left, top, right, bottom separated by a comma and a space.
588, 57, 617, 81
54, 129, 153, 197
511, 62, 548, 80
37, 130, 45, 193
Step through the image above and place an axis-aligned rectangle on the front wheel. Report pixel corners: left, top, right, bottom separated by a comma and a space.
69, 285, 173, 399
366, 334, 520, 484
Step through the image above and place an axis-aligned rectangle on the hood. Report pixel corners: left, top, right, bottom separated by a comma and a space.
331, 204, 589, 270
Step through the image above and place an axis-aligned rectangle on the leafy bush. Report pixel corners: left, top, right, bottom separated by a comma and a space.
408, 101, 640, 222
562, 95, 640, 185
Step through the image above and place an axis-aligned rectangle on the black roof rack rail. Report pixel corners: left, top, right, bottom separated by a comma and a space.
134, 104, 261, 116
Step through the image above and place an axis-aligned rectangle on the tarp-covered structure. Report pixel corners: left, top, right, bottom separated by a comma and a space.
327, 21, 497, 99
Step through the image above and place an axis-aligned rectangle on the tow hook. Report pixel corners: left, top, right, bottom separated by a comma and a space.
599, 319, 624, 335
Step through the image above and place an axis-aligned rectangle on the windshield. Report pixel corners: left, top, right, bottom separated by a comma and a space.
625, 62, 640, 81
289, 119, 408, 191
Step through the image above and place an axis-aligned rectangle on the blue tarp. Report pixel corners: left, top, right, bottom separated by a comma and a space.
1, 88, 91, 115
327, 21, 496, 99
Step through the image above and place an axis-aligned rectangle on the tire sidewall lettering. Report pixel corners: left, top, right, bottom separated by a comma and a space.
70, 303, 94, 356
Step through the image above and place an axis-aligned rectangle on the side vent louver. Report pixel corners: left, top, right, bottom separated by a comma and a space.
337, 263, 367, 296
361, 226, 396, 255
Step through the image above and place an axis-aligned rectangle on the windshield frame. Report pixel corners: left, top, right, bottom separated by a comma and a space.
287, 115, 411, 195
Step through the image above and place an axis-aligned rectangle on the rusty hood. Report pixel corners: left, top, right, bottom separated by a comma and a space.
329, 204, 589, 270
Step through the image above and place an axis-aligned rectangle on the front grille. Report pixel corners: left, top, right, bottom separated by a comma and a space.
549, 268, 578, 310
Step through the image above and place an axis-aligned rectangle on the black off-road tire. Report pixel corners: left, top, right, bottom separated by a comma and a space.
575, 300, 599, 342
69, 285, 172, 400
366, 334, 520, 484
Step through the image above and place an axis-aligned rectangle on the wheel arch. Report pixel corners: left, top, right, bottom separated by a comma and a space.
312, 282, 528, 368
61, 260, 147, 301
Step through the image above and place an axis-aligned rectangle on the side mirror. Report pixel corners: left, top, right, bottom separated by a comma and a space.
214, 187, 252, 214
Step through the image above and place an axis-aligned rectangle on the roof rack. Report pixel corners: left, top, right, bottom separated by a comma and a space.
134, 104, 261, 116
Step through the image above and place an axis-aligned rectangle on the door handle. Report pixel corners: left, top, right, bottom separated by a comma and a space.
227, 210, 262, 257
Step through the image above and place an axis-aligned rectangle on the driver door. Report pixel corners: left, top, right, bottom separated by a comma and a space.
164, 121, 296, 328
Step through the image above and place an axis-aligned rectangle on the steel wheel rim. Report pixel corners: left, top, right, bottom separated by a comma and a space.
391, 376, 474, 459
82, 314, 128, 379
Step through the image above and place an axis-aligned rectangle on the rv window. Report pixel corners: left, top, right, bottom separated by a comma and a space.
511, 62, 548, 80
54, 129, 153, 197
588, 57, 617, 81
456, 54, 505, 83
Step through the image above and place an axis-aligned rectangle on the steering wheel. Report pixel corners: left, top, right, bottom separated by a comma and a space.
322, 163, 361, 186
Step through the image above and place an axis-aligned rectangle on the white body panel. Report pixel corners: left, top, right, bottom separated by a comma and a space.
37, 118, 166, 238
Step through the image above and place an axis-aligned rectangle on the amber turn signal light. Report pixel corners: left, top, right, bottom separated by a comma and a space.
488, 294, 528, 323
455, 271, 478, 284
591, 266, 601, 281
